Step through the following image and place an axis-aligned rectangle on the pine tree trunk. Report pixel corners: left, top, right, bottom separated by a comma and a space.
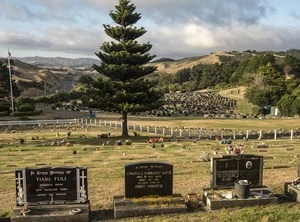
122, 111, 129, 137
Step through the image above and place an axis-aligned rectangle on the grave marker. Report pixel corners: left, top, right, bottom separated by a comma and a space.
15, 167, 88, 205
211, 154, 263, 189
12, 166, 89, 222
114, 161, 187, 219
125, 162, 173, 198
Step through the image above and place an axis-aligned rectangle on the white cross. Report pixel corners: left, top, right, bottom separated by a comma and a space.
16, 171, 24, 186
79, 169, 86, 187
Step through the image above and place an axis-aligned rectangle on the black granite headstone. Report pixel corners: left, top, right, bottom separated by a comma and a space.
15, 167, 88, 206
211, 154, 263, 189
125, 162, 173, 198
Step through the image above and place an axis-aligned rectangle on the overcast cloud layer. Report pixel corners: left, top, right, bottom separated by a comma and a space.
0, 0, 300, 59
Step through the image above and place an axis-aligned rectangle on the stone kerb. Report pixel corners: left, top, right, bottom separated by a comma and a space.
114, 161, 187, 219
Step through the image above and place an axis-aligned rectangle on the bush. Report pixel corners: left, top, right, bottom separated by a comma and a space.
0, 101, 10, 112
17, 103, 35, 112
13, 110, 42, 117
0, 111, 9, 117
19, 138, 25, 144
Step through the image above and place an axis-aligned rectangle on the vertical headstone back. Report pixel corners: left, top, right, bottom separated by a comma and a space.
125, 162, 173, 198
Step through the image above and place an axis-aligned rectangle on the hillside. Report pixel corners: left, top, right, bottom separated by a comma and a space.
18, 56, 99, 68
4, 59, 63, 96
149, 51, 235, 74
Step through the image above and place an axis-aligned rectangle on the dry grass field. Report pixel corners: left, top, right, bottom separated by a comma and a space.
1, 118, 300, 221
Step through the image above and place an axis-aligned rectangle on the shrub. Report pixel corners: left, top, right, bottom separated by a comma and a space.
0, 101, 10, 112
17, 103, 35, 112
13, 110, 41, 117
19, 138, 25, 144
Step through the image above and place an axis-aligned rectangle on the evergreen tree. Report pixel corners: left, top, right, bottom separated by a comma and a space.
92, 0, 163, 137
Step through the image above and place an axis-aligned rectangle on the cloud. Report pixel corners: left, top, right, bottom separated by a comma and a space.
0, 0, 299, 59
134, 0, 273, 26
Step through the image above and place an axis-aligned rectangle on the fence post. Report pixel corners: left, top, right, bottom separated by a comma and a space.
198, 129, 201, 139
133, 124, 136, 131
246, 130, 249, 139
259, 130, 262, 139
162, 128, 165, 135
233, 129, 236, 140
171, 128, 174, 137
274, 129, 277, 140
291, 129, 294, 140
179, 129, 182, 137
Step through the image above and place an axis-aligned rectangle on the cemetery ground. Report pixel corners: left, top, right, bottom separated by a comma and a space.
1, 120, 300, 221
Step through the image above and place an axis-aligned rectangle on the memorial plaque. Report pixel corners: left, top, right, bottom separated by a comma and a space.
15, 167, 88, 206
125, 162, 173, 198
211, 154, 263, 189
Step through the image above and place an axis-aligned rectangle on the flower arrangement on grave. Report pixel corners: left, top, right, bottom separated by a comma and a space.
291, 177, 300, 189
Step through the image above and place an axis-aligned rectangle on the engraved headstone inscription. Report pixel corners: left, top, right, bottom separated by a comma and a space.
211, 154, 263, 189
15, 167, 88, 206
125, 162, 173, 198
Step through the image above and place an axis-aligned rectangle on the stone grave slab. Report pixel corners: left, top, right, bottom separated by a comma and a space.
114, 162, 187, 219
284, 161, 300, 202
203, 154, 277, 209
284, 182, 300, 202
203, 187, 278, 210
11, 166, 89, 222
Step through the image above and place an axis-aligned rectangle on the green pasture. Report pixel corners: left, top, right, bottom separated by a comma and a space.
0, 122, 300, 221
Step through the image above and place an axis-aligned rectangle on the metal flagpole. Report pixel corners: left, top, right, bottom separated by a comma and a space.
8, 49, 14, 114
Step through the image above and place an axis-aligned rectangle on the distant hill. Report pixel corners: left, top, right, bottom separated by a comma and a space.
148, 51, 235, 74
17, 56, 100, 68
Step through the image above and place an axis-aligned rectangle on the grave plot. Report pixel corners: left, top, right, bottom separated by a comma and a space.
202, 154, 278, 210
284, 160, 300, 202
11, 166, 89, 222
113, 161, 187, 219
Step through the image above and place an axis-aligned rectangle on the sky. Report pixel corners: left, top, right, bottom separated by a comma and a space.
0, 0, 300, 60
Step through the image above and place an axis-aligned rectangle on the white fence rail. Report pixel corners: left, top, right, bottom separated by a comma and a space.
0, 119, 77, 126
0, 118, 299, 140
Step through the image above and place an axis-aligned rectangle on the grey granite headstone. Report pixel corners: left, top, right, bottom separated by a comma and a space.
125, 162, 173, 198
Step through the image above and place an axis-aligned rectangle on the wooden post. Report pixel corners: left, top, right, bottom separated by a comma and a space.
274, 129, 277, 140
233, 129, 236, 140
291, 129, 294, 140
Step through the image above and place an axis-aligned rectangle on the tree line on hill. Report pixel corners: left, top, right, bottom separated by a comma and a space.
147, 51, 300, 116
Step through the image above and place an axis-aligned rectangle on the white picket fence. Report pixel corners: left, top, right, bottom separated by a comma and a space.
0, 119, 77, 126
0, 118, 299, 140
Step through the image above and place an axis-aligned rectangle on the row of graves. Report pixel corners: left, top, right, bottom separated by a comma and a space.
145, 92, 237, 117
9, 154, 300, 221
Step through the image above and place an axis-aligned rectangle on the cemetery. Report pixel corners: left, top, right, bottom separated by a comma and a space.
0, 118, 300, 221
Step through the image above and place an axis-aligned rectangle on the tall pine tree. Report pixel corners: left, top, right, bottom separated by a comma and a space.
92, 0, 163, 137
